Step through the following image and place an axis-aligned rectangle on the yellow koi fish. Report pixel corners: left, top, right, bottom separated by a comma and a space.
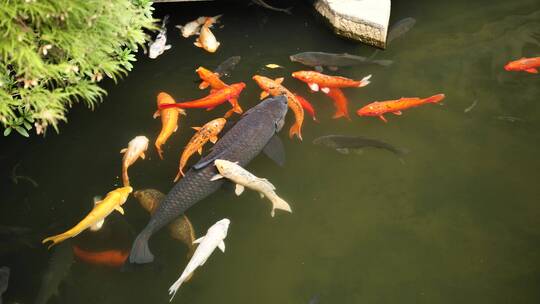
42, 187, 133, 249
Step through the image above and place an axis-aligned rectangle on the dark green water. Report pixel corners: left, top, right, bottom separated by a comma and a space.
1, 0, 540, 303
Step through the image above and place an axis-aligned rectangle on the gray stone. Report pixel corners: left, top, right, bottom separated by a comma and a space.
314, 0, 391, 49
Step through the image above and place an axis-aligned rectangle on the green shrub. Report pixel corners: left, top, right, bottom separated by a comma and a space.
0, 0, 156, 137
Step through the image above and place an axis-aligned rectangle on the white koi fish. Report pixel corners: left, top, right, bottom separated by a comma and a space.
149, 15, 171, 59
121, 136, 149, 187
211, 159, 292, 217
175, 17, 206, 38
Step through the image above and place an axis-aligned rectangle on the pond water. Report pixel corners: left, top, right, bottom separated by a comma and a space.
1, 0, 540, 303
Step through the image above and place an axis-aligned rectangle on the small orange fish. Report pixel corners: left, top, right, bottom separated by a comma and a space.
175, 117, 227, 181
73, 245, 129, 267
196, 67, 243, 117
252, 75, 304, 140
323, 88, 350, 120
154, 92, 187, 159
160, 83, 245, 118
356, 94, 445, 123
504, 57, 540, 74
292, 71, 371, 93
294, 94, 318, 122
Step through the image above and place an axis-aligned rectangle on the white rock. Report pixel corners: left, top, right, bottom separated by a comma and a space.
314, 0, 391, 48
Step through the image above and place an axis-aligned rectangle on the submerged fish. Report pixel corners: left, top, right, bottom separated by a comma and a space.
251, 0, 292, 15
322, 88, 350, 120
154, 93, 187, 160
72, 246, 128, 268
357, 94, 445, 123
175, 118, 227, 181
290, 52, 392, 71
35, 242, 74, 304
196, 66, 243, 117
212, 159, 292, 217
214, 56, 241, 78
149, 15, 171, 59
252, 75, 304, 140
464, 100, 478, 113
292, 71, 371, 93
495, 115, 524, 123
387, 17, 416, 44
168, 219, 230, 301
294, 94, 318, 122
313, 135, 408, 157
129, 95, 288, 264
42, 187, 133, 248
134, 189, 196, 258
121, 136, 149, 187
175, 17, 206, 38
504, 57, 540, 74
194, 17, 221, 53
0, 267, 9, 304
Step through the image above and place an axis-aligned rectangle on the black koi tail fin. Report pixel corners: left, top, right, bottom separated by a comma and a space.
129, 230, 154, 264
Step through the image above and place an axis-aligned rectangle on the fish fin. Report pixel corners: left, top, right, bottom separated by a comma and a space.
308, 82, 319, 92
197, 147, 203, 155
373, 59, 393, 67
393, 111, 402, 115
164, 45, 172, 50
174, 125, 178, 132
209, 135, 218, 144
129, 231, 154, 264
288, 123, 303, 141
321, 87, 330, 94
358, 75, 372, 87
175, 25, 184, 30
193, 236, 205, 244
115, 206, 125, 215
178, 108, 187, 116
153, 110, 160, 119
259, 193, 264, 198
260, 91, 269, 100
525, 68, 538, 73
354, 149, 364, 155
218, 240, 225, 252
192, 126, 201, 131
423, 94, 445, 104
211, 174, 224, 181
140, 152, 146, 159
89, 219, 105, 231
193, 149, 227, 170
194, 40, 202, 48
379, 115, 388, 123
315, 66, 324, 72
336, 148, 350, 154
274, 77, 284, 84
328, 66, 338, 71
199, 81, 210, 90
93, 196, 103, 205
120, 148, 127, 153
263, 135, 286, 167
235, 184, 245, 196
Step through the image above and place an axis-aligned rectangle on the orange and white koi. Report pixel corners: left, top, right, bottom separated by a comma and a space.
291, 70, 371, 93
323, 88, 350, 120
356, 94, 445, 123
154, 92, 186, 159
121, 136, 149, 187
196, 66, 243, 117
175, 118, 227, 181
73, 246, 129, 268
294, 94, 318, 122
194, 17, 221, 53
252, 75, 304, 140
159, 83, 245, 118
42, 187, 133, 248
504, 57, 540, 74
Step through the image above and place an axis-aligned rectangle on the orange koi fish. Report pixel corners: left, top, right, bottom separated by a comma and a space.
292, 70, 371, 93
175, 117, 227, 181
294, 94, 318, 122
196, 67, 243, 117
504, 57, 540, 74
160, 83, 245, 118
154, 92, 187, 159
73, 245, 129, 267
323, 88, 350, 120
356, 94, 445, 123
252, 75, 304, 140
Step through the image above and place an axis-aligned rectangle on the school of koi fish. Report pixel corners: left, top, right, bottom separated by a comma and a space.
28, 10, 540, 304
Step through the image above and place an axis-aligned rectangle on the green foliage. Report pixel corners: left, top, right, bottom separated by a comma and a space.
0, 0, 156, 136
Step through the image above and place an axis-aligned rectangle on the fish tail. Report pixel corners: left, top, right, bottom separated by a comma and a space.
284, 7, 293, 15
332, 109, 351, 120
155, 142, 164, 160
357, 74, 372, 87
288, 123, 303, 141
122, 167, 130, 187
173, 169, 184, 182
424, 93, 445, 104
42, 232, 72, 249
268, 193, 292, 217
129, 230, 154, 264
162, 15, 170, 26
